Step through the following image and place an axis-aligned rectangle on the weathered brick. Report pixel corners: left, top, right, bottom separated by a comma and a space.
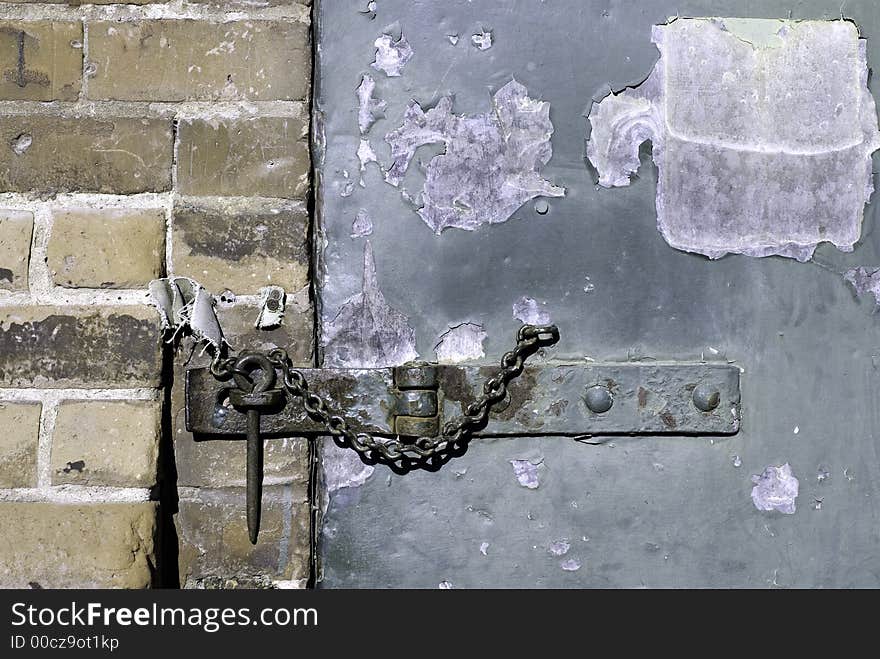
52, 400, 161, 488
0, 115, 172, 194
48, 208, 165, 289
0, 21, 82, 101
0, 306, 162, 388
0, 209, 33, 292
0, 401, 40, 488
88, 20, 310, 102
176, 116, 309, 199
177, 486, 309, 588
0, 502, 157, 588
172, 198, 309, 293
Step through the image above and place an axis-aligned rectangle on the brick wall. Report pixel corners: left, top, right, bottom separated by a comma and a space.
0, 0, 313, 589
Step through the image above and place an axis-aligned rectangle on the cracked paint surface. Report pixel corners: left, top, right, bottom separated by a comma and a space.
323, 241, 418, 368
587, 18, 880, 261
751, 463, 799, 514
434, 323, 487, 363
384, 79, 565, 234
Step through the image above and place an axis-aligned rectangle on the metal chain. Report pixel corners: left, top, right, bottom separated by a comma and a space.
211, 324, 560, 475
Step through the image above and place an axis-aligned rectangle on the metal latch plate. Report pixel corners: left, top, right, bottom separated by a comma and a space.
186, 362, 740, 438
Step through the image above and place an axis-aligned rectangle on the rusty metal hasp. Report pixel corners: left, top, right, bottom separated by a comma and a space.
185, 324, 741, 542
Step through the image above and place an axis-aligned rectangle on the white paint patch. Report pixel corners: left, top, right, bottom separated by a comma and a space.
479, 542, 489, 556
548, 539, 571, 556
323, 241, 419, 368
357, 138, 379, 172
751, 463, 799, 514
384, 79, 565, 234
351, 209, 374, 238
438, 580, 454, 589
447, 34, 460, 46
356, 74, 386, 135
323, 442, 375, 493
732, 455, 742, 468
510, 459, 540, 489
371, 33, 413, 77
512, 296, 551, 325
560, 558, 582, 572
434, 323, 487, 363
471, 30, 493, 50
587, 18, 880, 261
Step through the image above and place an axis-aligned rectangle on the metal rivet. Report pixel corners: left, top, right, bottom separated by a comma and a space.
692, 384, 720, 412
584, 385, 613, 414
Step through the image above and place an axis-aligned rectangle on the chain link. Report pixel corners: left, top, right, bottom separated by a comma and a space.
211, 324, 560, 475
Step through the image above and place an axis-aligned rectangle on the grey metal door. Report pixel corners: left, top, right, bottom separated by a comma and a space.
314, 0, 880, 588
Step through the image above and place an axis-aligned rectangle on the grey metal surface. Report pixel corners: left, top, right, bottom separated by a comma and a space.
314, 0, 880, 587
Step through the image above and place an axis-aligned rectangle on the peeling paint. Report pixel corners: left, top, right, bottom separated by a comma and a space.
356, 74, 386, 135
471, 30, 493, 50
560, 558, 581, 571
751, 463, 799, 514
255, 285, 285, 330
357, 138, 379, 173
323, 442, 375, 493
434, 323, 487, 363
371, 33, 413, 77
512, 296, 551, 325
149, 277, 225, 349
447, 34, 460, 46
510, 458, 541, 489
587, 18, 880, 261
385, 79, 565, 234
844, 266, 880, 305
438, 580, 454, 589
351, 209, 374, 238
479, 542, 489, 556
323, 241, 419, 368
548, 539, 571, 556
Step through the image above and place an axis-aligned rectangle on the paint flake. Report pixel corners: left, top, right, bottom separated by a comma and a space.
844, 266, 880, 305
434, 323, 487, 363
548, 539, 571, 556
351, 209, 374, 238
751, 463, 799, 514
512, 296, 551, 325
371, 33, 413, 77
323, 442, 375, 492
384, 79, 565, 234
149, 277, 225, 349
323, 241, 419, 368
356, 74, 387, 134
357, 138, 379, 173
510, 459, 540, 489
471, 30, 493, 50
479, 542, 490, 556
587, 18, 880, 261
560, 558, 582, 572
